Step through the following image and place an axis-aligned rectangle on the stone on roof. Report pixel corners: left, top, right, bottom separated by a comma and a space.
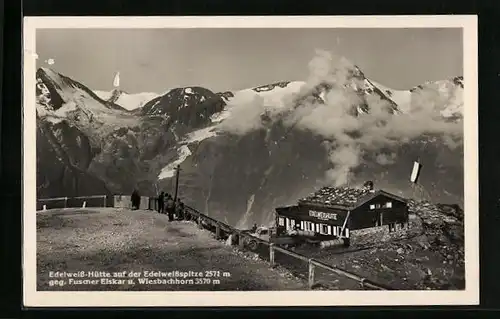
299, 186, 372, 207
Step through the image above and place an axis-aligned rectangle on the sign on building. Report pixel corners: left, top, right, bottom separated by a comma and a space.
309, 210, 338, 220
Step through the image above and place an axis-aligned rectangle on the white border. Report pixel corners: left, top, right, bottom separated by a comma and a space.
23, 15, 479, 307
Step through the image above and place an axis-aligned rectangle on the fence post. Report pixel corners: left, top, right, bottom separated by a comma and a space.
103, 195, 106, 207
308, 259, 315, 289
215, 223, 221, 240
269, 243, 275, 267
198, 216, 203, 229
359, 278, 366, 289
64, 197, 68, 208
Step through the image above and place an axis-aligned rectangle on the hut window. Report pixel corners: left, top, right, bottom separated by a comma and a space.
320, 224, 329, 235
370, 204, 375, 210
385, 202, 393, 208
278, 217, 285, 226
308, 222, 315, 231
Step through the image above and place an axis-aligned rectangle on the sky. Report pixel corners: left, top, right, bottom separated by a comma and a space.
36, 28, 463, 94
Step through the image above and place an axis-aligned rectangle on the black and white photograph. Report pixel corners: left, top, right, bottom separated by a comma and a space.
23, 16, 478, 307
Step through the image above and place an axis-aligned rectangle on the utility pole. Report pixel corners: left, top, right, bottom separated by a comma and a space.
174, 165, 181, 201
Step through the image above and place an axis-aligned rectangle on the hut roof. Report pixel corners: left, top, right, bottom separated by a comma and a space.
298, 186, 407, 209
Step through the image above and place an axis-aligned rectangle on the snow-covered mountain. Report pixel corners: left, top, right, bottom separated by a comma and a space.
372, 75, 464, 118
94, 89, 160, 111
35, 60, 464, 228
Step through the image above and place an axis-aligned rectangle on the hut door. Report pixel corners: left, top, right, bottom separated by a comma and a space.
375, 212, 384, 227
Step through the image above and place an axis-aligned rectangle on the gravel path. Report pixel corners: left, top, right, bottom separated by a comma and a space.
37, 208, 308, 291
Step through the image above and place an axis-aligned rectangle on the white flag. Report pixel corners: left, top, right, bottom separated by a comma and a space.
410, 161, 422, 183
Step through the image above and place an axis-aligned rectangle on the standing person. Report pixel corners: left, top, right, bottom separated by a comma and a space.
179, 201, 185, 220
158, 192, 165, 214
165, 196, 175, 221
175, 199, 185, 220
135, 189, 141, 209
131, 189, 138, 210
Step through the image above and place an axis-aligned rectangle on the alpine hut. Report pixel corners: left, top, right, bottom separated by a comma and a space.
274, 181, 409, 247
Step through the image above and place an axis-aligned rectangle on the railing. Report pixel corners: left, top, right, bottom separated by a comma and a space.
37, 195, 108, 210
37, 194, 393, 290
182, 205, 393, 291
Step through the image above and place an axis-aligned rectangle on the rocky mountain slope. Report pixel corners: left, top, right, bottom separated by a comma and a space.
35, 55, 464, 229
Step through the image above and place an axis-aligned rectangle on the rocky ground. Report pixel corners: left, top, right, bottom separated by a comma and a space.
36, 208, 308, 291
295, 201, 465, 290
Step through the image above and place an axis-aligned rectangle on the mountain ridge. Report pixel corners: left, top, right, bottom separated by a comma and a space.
34, 64, 464, 228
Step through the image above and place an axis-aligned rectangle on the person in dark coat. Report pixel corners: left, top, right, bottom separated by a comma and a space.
175, 199, 185, 220
131, 189, 140, 210
165, 196, 175, 221
158, 192, 165, 213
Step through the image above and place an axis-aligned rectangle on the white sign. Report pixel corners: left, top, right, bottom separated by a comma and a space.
309, 210, 337, 220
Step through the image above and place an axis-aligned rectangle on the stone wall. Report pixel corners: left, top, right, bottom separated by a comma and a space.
350, 214, 422, 247
113, 195, 150, 210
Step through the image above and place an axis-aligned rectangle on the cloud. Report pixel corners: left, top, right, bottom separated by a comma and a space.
217, 93, 267, 135
375, 152, 397, 166
216, 49, 464, 186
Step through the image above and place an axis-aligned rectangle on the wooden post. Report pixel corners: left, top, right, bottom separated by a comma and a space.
103, 195, 107, 207
82, 201, 86, 208
64, 197, 68, 208
215, 223, 221, 239
359, 278, 366, 289
198, 216, 203, 229
43, 204, 47, 211
269, 243, 275, 267
174, 165, 181, 202
308, 259, 315, 289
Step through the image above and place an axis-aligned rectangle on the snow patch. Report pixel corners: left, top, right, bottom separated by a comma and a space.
209, 81, 305, 125
370, 81, 412, 113
94, 90, 113, 101
158, 126, 220, 181
185, 87, 193, 94
236, 81, 306, 109
157, 145, 192, 180
94, 90, 160, 111
185, 126, 218, 143
235, 194, 256, 230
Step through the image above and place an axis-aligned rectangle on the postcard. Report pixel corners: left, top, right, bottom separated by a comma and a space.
23, 15, 478, 307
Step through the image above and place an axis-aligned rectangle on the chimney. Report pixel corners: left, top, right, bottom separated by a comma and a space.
363, 180, 374, 192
